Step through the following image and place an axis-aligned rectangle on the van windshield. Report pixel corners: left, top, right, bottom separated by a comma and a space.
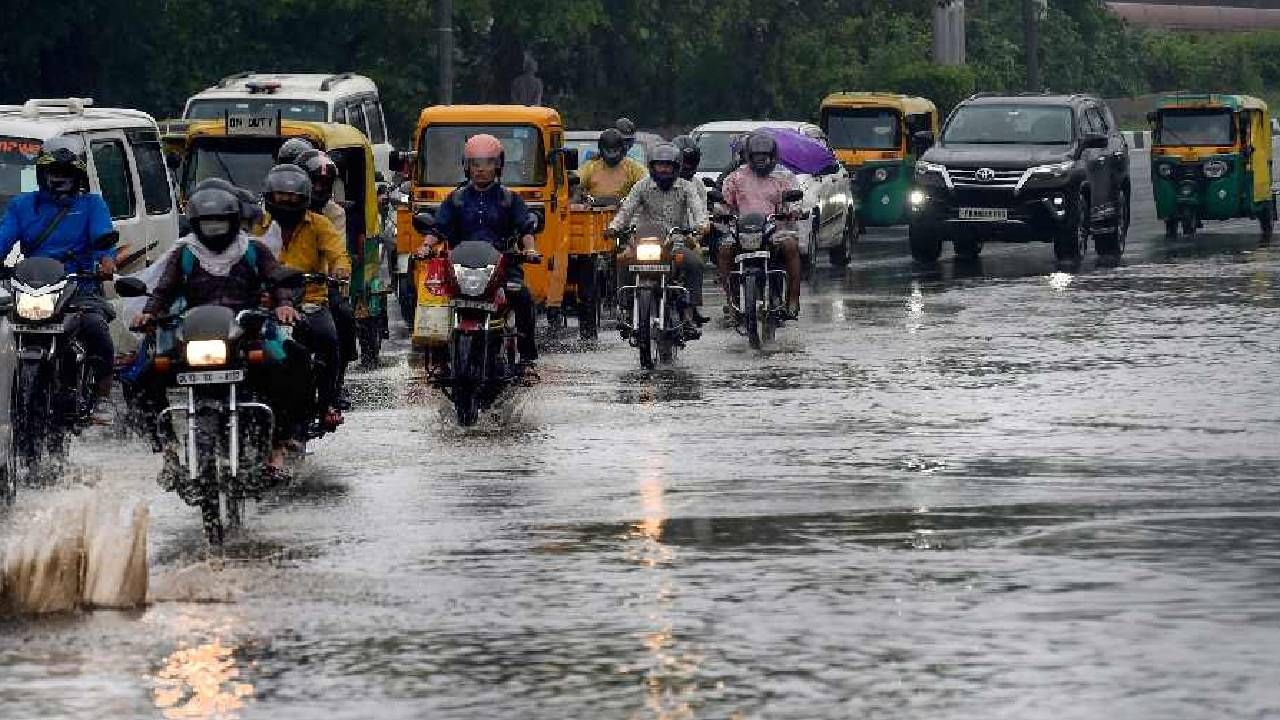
943, 105, 1075, 145
419, 125, 546, 187
1156, 110, 1234, 146
186, 99, 329, 122
182, 137, 282, 198
824, 108, 901, 150
0, 137, 42, 213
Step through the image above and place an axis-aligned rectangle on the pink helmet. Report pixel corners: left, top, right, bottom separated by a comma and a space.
464, 133, 504, 161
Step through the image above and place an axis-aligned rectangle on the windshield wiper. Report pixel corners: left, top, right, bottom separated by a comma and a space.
211, 151, 238, 186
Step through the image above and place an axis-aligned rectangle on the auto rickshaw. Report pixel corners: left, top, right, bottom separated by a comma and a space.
1148, 93, 1277, 240
819, 92, 939, 227
179, 117, 388, 365
395, 104, 616, 363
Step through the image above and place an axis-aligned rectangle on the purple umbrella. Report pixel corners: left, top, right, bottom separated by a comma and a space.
758, 127, 838, 176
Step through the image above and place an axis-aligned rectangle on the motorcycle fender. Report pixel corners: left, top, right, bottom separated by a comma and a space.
457, 314, 485, 333
19, 346, 47, 362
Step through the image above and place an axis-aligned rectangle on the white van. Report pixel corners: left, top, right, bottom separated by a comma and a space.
182, 72, 394, 176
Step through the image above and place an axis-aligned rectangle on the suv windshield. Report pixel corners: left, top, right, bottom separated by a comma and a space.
418, 125, 546, 187
0, 137, 42, 213
186, 99, 329, 122
943, 105, 1075, 145
183, 137, 282, 197
824, 108, 901, 150
1156, 110, 1234, 146
694, 132, 740, 173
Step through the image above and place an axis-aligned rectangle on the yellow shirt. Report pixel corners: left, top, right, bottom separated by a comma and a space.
255, 210, 351, 305
578, 157, 646, 200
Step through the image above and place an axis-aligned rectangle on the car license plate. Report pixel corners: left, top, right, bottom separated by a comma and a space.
177, 369, 245, 386
450, 298, 498, 312
959, 207, 1008, 221
628, 264, 671, 273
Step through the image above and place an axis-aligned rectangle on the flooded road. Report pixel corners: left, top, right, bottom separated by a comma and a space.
3, 165, 1280, 719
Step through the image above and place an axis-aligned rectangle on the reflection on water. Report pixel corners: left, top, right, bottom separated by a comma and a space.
151, 615, 254, 720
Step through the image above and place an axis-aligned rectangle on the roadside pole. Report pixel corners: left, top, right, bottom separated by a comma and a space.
436, 0, 454, 104
1023, 0, 1044, 91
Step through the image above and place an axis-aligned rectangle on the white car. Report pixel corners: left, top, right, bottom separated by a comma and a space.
690, 120, 858, 268
182, 72, 395, 177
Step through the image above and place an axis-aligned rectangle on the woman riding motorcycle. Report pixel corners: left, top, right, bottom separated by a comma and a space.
608, 142, 710, 336
133, 186, 299, 478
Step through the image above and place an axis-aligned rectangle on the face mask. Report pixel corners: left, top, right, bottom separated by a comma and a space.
199, 232, 236, 253
197, 219, 233, 237
269, 203, 306, 229
47, 174, 76, 195
601, 148, 623, 167
652, 173, 676, 191
750, 155, 775, 177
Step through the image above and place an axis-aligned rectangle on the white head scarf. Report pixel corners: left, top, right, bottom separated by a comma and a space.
178, 231, 252, 276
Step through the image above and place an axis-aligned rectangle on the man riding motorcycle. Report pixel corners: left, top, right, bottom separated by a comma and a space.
417, 133, 541, 366
578, 128, 645, 201
132, 185, 299, 479
0, 136, 118, 423
255, 164, 351, 428
608, 142, 710, 336
615, 117, 638, 156
719, 132, 804, 319
276, 137, 316, 166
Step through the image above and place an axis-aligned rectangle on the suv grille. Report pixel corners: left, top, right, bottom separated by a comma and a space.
948, 166, 1024, 187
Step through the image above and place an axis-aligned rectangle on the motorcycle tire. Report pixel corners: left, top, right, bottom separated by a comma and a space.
743, 278, 762, 350
658, 295, 678, 366
1, 374, 16, 505
16, 361, 61, 475
451, 334, 481, 427
358, 315, 383, 370
636, 287, 655, 370
194, 408, 228, 546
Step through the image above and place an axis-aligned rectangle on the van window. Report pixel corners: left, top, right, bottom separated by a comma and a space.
346, 102, 368, 138
126, 130, 174, 214
364, 100, 387, 144
91, 138, 137, 220
333, 105, 348, 124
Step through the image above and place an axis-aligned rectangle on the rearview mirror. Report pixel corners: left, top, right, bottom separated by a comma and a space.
1082, 132, 1108, 149
164, 151, 182, 171
389, 149, 417, 173
782, 189, 804, 203
271, 267, 305, 289
0, 287, 11, 311
93, 230, 120, 252
523, 211, 545, 234
1145, 111, 1158, 124
412, 211, 436, 235
113, 276, 149, 298
707, 189, 725, 205
912, 130, 935, 149
563, 148, 579, 172
701, 177, 716, 188
178, 216, 192, 237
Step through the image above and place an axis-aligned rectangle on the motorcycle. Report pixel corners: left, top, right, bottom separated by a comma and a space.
411, 212, 541, 426
613, 225, 697, 369
116, 272, 299, 545
711, 189, 805, 350
0, 233, 119, 482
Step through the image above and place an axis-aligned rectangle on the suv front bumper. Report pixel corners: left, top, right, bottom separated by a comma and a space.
908, 182, 1075, 241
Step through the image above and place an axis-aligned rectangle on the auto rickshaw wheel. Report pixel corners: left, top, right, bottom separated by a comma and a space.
1180, 214, 1197, 237
1259, 201, 1274, 242
1164, 218, 1179, 238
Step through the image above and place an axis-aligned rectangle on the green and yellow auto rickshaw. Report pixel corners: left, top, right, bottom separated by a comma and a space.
819, 92, 939, 227
1148, 93, 1277, 240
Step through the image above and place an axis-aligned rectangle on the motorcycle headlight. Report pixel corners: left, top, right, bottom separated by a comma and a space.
1157, 164, 1174, 178
636, 242, 663, 262
454, 264, 495, 296
1028, 160, 1073, 178
1202, 160, 1229, 179
738, 231, 763, 251
15, 293, 56, 321
185, 339, 228, 368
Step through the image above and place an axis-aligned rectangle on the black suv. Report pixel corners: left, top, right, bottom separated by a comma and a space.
908, 93, 1131, 263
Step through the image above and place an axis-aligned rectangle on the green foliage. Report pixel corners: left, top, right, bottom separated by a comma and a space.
3, 0, 1280, 143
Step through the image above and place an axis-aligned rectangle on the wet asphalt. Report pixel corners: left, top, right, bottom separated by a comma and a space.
2, 155, 1279, 719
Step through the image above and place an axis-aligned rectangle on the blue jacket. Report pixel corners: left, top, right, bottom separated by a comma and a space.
434, 183, 531, 250
0, 190, 116, 274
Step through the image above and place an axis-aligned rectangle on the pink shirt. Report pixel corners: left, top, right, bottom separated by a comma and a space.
722, 166, 800, 217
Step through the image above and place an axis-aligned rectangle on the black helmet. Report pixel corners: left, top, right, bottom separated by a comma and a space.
598, 128, 626, 167
275, 137, 316, 165
186, 186, 242, 253
615, 117, 637, 147
263, 164, 312, 227
194, 177, 262, 224
745, 133, 779, 177
647, 142, 681, 191
295, 149, 340, 211
671, 135, 701, 180
35, 135, 89, 196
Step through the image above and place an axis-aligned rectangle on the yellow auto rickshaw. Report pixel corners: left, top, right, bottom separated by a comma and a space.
819, 92, 939, 227
395, 104, 615, 353
1148, 93, 1277, 240
179, 117, 389, 364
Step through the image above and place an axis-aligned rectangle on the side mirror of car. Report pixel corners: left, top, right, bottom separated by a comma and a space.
164, 151, 182, 171
178, 216, 192, 237
782, 189, 805, 203
912, 130, 936, 154
1083, 132, 1108, 149
412, 211, 436, 236
563, 148, 579, 172
270, 267, 305, 289
707, 189, 725, 205
113, 276, 150, 298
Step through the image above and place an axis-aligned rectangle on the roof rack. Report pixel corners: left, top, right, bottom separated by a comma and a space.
20, 97, 94, 119
319, 72, 357, 91
217, 71, 257, 88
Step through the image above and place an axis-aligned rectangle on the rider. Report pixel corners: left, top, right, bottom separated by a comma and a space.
608, 142, 710, 336
615, 117, 638, 156
0, 136, 118, 423
417, 133, 540, 366
719, 132, 803, 318
671, 134, 706, 203
133, 185, 299, 478
257, 164, 351, 429
577, 128, 645, 201
276, 137, 316, 166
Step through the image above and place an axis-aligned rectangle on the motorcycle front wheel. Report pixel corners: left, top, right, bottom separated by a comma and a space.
194, 408, 233, 546
451, 334, 481, 426
742, 278, 762, 350
635, 287, 654, 370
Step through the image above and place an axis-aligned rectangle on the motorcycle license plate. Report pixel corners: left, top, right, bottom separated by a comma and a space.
959, 207, 1008, 221
734, 251, 771, 263
450, 298, 498, 312
628, 264, 671, 273
12, 323, 65, 334
177, 369, 245, 386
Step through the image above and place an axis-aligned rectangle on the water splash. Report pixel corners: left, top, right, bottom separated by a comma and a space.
1047, 271, 1074, 291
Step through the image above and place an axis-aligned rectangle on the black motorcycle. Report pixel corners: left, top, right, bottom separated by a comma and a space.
117, 273, 298, 545
614, 225, 697, 369
0, 234, 118, 483
711, 189, 804, 350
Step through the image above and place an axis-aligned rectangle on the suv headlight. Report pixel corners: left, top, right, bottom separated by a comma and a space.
454, 264, 496, 296
636, 243, 663, 261
915, 161, 946, 178
185, 340, 228, 368
15, 293, 56, 321
1027, 160, 1073, 179
1202, 160, 1229, 179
